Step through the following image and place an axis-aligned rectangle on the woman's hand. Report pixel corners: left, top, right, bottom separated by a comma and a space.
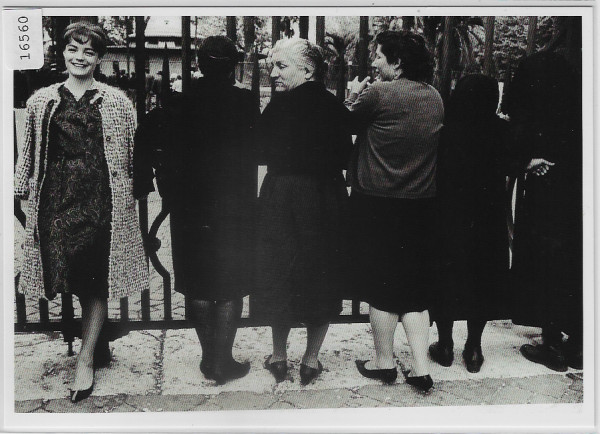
348, 76, 371, 95
527, 158, 555, 176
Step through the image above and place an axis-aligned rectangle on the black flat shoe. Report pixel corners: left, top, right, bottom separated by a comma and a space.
212, 360, 250, 385
463, 345, 484, 373
264, 355, 288, 383
429, 341, 454, 367
199, 359, 214, 380
299, 361, 323, 386
69, 381, 94, 403
520, 344, 567, 372
355, 360, 397, 385
401, 369, 433, 392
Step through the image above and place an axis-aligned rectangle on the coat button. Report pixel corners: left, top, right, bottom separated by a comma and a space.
106, 136, 112, 142
112, 171, 118, 177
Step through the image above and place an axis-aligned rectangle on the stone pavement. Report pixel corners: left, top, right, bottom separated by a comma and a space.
13, 321, 584, 414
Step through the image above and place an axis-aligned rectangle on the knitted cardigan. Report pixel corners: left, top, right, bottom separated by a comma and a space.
14, 81, 149, 300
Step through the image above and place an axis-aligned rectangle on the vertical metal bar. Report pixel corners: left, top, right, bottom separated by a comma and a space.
357, 17, 370, 81
226, 16, 237, 42
352, 300, 360, 317
483, 16, 496, 76
135, 16, 146, 118
526, 16, 538, 56
299, 16, 309, 39
182, 16, 191, 95
15, 282, 27, 326
271, 16, 281, 98
120, 297, 129, 323
39, 298, 49, 323
163, 274, 172, 321
316, 17, 325, 47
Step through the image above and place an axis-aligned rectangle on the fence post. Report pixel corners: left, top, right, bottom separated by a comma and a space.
526, 16, 538, 56
316, 17, 325, 47
182, 16, 191, 95
358, 17, 370, 81
299, 16, 309, 39
271, 16, 281, 97
135, 16, 151, 321
483, 16, 496, 76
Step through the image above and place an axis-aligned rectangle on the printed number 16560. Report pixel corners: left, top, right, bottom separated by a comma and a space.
17, 16, 31, 60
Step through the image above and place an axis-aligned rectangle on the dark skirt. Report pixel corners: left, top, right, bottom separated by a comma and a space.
253, 173, 347, 326
349, 192, 436, 315
171, 194, 254, 301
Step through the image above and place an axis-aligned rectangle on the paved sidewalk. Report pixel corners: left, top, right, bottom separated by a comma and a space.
14, 321, 583, 413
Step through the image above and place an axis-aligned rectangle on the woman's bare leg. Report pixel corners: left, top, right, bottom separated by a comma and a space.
401, 310, 431, 376
367, 306, 399, 370
271, 325, 291, 363
73, 296, 107, 390
302, 322, 329, 369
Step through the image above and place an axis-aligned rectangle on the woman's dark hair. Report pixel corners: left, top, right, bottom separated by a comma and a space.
445, 74, 499, 124
197, 36, 241, 80
62, 22, 108, 57
375, 30, 433, 83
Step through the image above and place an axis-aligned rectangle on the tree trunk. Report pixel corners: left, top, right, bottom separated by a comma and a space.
439, 16, 456, 102
402, 16, 415, 32
483, 16, 496, 76
526, 16, 538, 56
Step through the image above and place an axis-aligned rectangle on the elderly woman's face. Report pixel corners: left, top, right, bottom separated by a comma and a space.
63, 38, 101, 80
270, 50, 310, 92
372, 44, 398, 82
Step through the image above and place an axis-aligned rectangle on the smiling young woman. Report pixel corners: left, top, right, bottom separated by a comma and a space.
14, 22, 149, 403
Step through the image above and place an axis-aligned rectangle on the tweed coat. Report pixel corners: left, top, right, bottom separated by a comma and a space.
14, 81, 149, 300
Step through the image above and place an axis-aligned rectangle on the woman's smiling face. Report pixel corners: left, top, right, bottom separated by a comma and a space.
63, 38, 101, 79
372, 44, 399, 82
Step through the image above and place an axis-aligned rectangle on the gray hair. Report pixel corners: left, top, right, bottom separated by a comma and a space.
271, 38, 327, 81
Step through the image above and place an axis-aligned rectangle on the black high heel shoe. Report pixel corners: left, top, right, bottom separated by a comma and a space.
401, 369, 433, 392
299, 361, 323, 386
355, 360, 397, 385
264, 355, 288, 383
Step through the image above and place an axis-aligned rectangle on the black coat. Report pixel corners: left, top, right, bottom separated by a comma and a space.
503, 52, 583, 330
257, 81, 352, 176
432, 74, 511, 322
134, 78, 260, 300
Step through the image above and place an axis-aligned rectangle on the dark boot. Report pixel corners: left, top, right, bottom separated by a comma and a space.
520, 344, 568, 372
563, 338, 583, 370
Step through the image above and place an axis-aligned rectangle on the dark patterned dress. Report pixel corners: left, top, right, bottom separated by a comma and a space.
38, 85, 112, 300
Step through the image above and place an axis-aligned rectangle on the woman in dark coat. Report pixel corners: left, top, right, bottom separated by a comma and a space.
255, 38, 352, 386
503, 52, 583, 372
429, 74, 510, 373
135, 36, 259, 385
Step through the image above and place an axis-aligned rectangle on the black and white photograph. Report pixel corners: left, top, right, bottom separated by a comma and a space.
3, 5, 594, 432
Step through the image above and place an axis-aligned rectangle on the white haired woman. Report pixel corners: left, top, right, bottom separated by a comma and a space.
14, 22, 149, 402
254, 38, 353, 385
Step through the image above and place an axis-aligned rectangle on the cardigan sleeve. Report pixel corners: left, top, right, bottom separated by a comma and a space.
344, 83, 379, 134
14, 102, 36, 200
